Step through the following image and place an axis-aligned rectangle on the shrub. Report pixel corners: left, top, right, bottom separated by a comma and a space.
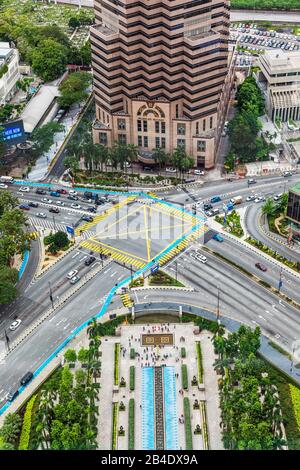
196, 342, 204, 383
130, 366, 135, 391
128, 399, 135, 450
111, 402, 118, 450
64, 349, 77, 363
183, 397, 193, 450
114, 343, 120, 386
18, 395, 37, 450
130, 348, 135, 360
181, 364, 188, 390
181, 347, 186, 358
290, 384, 300, 430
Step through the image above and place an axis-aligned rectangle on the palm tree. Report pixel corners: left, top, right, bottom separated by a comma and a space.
261, 197, 276, 219
87, 318, 98, 339
152, 148, 168, 174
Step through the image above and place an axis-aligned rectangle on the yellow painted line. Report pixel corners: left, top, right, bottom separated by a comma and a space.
150, 204, 194, 224
83, 238, 148, 262
95, 203, 142, 237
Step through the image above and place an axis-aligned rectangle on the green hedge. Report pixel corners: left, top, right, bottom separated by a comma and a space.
200, 401, 209, 450
183, 397, 193, 450
111, 402, 118, 450
130, 366, 135, 391
114, 343, 120, 386
18, 395, 37, 450
196, 342, 204, 384
181, 347, 186, 358
128, 398, 135, 450
130, 348, 135, 360
181, 364, 188, 390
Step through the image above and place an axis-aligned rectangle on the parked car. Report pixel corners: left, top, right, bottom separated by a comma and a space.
273, 193, 283, 201
81, 215, 94, 222
42, 198, 52, 204
68, 195, 79, 201
9, 319, 22, 331
255, 196, 265, 203
6, 387, 19, 402
50, 191, 60, 197
69, 190, 78, 195
255, 262, 267, 272
248, 178, 257, 184
246, 195, 255, 202
0, 183, 8, 189
203, 203, 213, 211
87, 207, 97, 213
85, 256, 96, 266
56, 200, 65, 206
28, 201, 39, 208
165, 167, 177, 173
19, 204, 30, 210
20, 372, 34, 386
194, 169, 205, 176
19, 186, 30, 192
36, 189, 46, 195
67, 269, 78, 280
36, 212, 47, 218
57, 189, 67, 194
71, 203, 81, 209
70, 275, 81, 285
49, 207, 60, 214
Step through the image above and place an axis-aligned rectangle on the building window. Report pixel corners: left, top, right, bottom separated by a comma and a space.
161, 122, 166, 134
138, 135, 142, 146
176, 104, 179, 118
161, 137, 166, 149
177, 123, 186, 135
210, 116, 213, 129
117, 119, 126, 130
155, 121, 160, 133
99, 133, 108, 146
196, 122, 199, 134
118, 134, 127, 145
155, 137, 160, 148
197, 140, 206, 152
203, 120, 206, 132
137, 120, 142, 132
143, 120, 148, 132
177, 139, 185, 149
144, 136, 148, 147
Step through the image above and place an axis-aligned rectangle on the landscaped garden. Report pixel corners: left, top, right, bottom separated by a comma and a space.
215, 209, 244, 238
246, 236, 300, 273
149, 270, 184, 287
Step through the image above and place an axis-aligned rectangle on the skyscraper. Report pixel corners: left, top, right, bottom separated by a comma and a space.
91, 0, 233, 169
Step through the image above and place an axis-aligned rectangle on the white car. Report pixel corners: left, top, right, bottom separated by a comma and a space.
165, 167, 177, 173
9, 319, 22, 331
194, 169, 204, 176
255, 196, 265, 203
69, 190, 78, 196
42, 198, 52, 204
71, 203, 81, 209
246, 195, 255, 202
67, 269, 79, 280
0, 183, 8, 189
36, 212, 47, 218
19, 186, 30, 192
56, 200, 65, 206
70, 275, 81, 285
195, 253, 207, 263
273, 193, 283, 201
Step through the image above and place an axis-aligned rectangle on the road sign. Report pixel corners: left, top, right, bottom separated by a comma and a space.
151, 263, 159, 274
66, 226, 75, 236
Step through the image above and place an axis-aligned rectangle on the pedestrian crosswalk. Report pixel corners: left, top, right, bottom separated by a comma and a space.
29, 217, 67, 233
75, 195, 137, 235
121, 293, 133, 308
80, 239, 147, 269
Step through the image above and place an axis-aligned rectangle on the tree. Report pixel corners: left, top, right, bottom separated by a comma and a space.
0, 190, 18, 216
31, 122, 64, 160
64, 349, 77, 363
0, 208, 30, 265
153, 148, 168, 174
52, 231, 69, 249
0, 266, 18, 304
58, 72, 91, 109
68, 17, 81, 30
63, 155, 80, 176
0, 413, 22, 445
29, 39, 68, 82
75, 369, 87, 385
78, 347, 90, 364
262, 198, 277, 218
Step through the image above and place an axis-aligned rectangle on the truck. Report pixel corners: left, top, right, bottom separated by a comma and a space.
0, 176, 14, 184
230, 195, 243, 205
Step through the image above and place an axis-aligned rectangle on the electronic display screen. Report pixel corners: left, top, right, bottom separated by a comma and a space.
0, 120, 25, 146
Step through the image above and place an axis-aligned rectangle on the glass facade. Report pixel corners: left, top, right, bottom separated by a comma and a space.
287, 191, 300, 223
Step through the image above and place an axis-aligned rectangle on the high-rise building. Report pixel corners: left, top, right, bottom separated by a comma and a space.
91, 0, 233, 169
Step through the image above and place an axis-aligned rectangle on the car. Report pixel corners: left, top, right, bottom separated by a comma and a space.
19, 204, 30, 210
195, 252, 207, 263
143, 166, 152, 171
71, 203, 81, 209
70, 275, 81, 284
203, 203, 213, 211
211, 208, 220, 216
87, 206, 97, 213
194, 169, 205, 176
273, 193, 283, 201
283, 171, 292, 177
211, 195, 221, 203
28, 201, 39, 208
85, 256, 96, 266
6, 387, 20, 402
36, 212, 47, 218
20, 371, 34, 386
248, 178, 257, 184
205, 210, 213, 217
68, 195, 79, 201
57, 189, 67, 194
81, 215, 94, 222
9, 319, 22, 331
42, 198, 52, 204
255, 196, 265, 203
0, 183, 8, 189
165, 167, 177, 173
19, 186, 30, 192
67, 269, 78, 280
49, 207, 60, 214
69, 190, 78, 195
36, 189, 46, 195
56, 200, 65, 206
255, 262, 267, 272
50, 191, 60, 197
246, 195, 255, 202
213, 233, 224, 242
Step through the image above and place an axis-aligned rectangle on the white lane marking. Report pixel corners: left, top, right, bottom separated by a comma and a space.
110, 271, 117, 277
79, 256, 87, 261
258, 315, 267, 321
72, 252, 80, 259
265, 310, 274, 317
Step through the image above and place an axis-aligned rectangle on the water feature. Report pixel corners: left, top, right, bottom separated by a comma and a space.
142, 367, 155, 450
163, 366, 179, 450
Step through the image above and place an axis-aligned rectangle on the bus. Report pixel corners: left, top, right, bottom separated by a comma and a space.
0, 176, 14, 184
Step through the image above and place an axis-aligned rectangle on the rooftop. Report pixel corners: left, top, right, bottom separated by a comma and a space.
20, 85, 59, 133
262, 49, 300, 72
290, 182, 300, 195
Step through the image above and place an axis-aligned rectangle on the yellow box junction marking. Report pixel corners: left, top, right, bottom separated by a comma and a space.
121, 293, 133, 307
80, 239, 147, 269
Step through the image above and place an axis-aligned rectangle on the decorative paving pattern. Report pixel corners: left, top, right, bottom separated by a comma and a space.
154, 366, 165, 450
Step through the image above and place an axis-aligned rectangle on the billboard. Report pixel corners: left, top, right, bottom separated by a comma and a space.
0, 119, 26, 146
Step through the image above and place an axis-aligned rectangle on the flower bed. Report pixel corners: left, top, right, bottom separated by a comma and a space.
196, 342, 204, 384
130, 366, 135, 391
128, 399, 135, 450
181, 364, 188, 390
130, 348, 135, 359
181, 347, 186, 358
183, 397, 193, 450
114, 343, 120, 386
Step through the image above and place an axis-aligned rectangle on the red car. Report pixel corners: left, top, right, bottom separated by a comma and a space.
57, 189, 67, 194
255, 262, 267, 272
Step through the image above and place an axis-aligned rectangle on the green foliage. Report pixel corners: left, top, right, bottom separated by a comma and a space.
64, 349, 77, 364
196, 342, 204, 383
29, 38, 68, 81
183, 397, 193, 450
149, 269, 184, 287
77, 347, 90, 364
114, 343, 120, 386
181, 347, 186, 358
0, 63, 8, 79
58, 72, 91, 109
68, 17, 81, 30
181, 313, 223, 334
31, 122, 64, 159
130, 348, 135, 360
75, 369, 86, 385
128, 399, 135, 450
246, 237, 300, 273
290, 384, 300, 431
130, 366, 135, 391
181, 364, 188, 390
129, 277, 144, 288
18, 395, 37, 450
95, 315, 130, 336
111, 402, 118, 450
231, 0, 300, 9
0, 413, 22, 446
